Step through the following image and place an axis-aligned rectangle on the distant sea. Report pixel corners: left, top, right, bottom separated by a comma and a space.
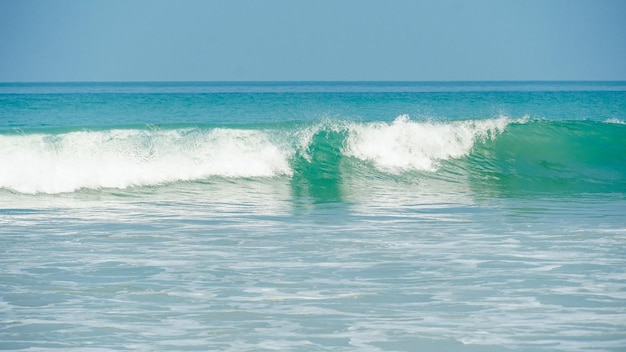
1, 81, 625, 351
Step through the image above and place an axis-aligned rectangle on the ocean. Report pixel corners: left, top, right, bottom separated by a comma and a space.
1, 81, 625, 351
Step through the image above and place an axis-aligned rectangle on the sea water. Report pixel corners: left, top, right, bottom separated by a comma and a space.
1, 81, 625, 351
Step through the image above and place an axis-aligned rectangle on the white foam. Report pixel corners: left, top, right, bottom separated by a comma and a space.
0, 128, 293, 194
604, 118, 626, 125
344, 115, 510, 173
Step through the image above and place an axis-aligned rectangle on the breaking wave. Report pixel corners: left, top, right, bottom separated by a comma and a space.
1, 116, 624, 195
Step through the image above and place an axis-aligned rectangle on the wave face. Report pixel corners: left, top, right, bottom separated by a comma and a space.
461, 119, 626, 195
1, 116, 624, 195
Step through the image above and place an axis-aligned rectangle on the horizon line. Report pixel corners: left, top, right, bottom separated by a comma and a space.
2, 79, 626, 84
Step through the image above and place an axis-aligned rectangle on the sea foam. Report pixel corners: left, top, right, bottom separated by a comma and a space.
604, 118, 626, 125
344, 115, 510, 172
0, 128, 292, 194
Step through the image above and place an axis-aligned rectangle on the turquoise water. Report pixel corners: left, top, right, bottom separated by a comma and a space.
1, 82, 626, 351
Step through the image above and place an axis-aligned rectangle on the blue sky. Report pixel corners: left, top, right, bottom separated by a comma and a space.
1, 0, 625, 81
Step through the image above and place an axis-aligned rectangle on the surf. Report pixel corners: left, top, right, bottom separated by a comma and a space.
0, 127, 293, 194
1, 116, 624, 196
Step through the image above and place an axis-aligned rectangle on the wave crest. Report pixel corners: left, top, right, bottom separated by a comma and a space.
2, 117, 622, 195
344, 115, 510, 172
0, 128, 292, 194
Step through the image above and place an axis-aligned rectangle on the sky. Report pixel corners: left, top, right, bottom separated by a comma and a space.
0, 0, 625, 82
